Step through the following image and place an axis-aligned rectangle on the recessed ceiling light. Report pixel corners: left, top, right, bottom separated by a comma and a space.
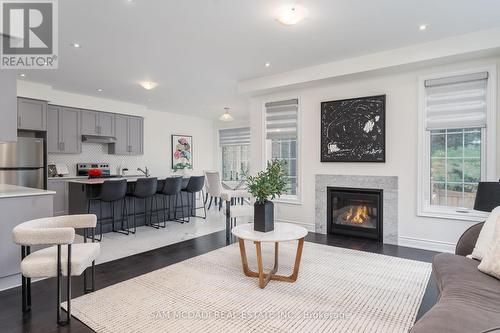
19, 73, 26, 77
419, 24, 428, 31
96, 88, 103, 92
139, 81, 159, 90
71, 42, 81, 48
265, 62, 271, 68
219, 107, 234, 122
275, 4, 308, 26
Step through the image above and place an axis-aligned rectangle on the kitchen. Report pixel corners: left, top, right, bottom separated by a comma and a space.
0, 78, 219, 290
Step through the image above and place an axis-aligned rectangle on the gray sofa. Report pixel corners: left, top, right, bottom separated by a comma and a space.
410, 222, 500, 333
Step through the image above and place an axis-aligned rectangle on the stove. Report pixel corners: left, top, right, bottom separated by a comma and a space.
77, 163, 117, 178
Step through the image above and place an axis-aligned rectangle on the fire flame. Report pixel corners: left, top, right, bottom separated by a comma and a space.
343, 206, 369, 224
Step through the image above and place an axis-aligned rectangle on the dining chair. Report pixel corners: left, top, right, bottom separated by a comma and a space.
12, 214, 100, 325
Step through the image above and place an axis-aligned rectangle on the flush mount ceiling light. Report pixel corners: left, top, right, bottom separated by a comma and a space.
419, 24, 428, 31
71, 42, 81, 48
219, 107, 234, 122
19, 73, 26, 77
275, 4, 308, 26
265, 62, 271, 67
139, 81, 159, 90
96, 88, 103, 92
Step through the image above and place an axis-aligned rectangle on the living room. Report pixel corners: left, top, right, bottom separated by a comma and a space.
0, 1, 499, 333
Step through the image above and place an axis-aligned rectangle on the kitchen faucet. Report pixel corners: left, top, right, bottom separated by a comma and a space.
137, 167, 150, 177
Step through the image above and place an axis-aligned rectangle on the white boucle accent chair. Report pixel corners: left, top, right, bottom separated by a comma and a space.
221, 191, 253, 242
12, 214, 100, 326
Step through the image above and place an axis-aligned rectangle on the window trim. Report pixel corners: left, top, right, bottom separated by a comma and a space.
417, 66, 497, 221
261, 96, 302, 204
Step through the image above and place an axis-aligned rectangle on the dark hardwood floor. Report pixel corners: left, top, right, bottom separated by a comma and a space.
0, 230, 439, 333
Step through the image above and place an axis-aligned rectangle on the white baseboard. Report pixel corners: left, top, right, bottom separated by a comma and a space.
398, 236, 456, 253
274, 219, 316, 232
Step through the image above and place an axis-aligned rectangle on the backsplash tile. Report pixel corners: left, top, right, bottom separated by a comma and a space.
48, 143, 144, 176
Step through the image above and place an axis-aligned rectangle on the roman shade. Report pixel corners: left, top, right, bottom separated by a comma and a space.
265, 99, 298, 140
218, 127, 250, 146
425, 72, 488, 130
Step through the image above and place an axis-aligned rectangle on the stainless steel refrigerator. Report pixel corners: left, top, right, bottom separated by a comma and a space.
0, 137, 45, 189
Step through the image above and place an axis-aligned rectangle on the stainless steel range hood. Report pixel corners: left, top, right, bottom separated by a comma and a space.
81, 135, 117, 144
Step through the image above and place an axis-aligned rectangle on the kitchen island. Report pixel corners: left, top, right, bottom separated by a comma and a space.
68, 177, 197, 234
0, 184, 55, 278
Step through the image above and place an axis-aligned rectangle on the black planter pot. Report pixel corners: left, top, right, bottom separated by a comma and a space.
254, 201, 274, 232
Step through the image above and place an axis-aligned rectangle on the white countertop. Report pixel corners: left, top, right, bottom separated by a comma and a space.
0, 184, 56, 199
68, 177, 145, 184
68, 175, 192, 185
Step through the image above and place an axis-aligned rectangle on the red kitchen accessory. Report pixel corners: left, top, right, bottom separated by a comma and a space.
88, 168, 103, 178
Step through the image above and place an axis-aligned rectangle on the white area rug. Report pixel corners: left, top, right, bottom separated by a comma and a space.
66, 241, 431, 333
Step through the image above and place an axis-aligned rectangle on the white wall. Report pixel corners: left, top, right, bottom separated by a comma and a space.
249, 56, 500, 253
17, 81, 216, 178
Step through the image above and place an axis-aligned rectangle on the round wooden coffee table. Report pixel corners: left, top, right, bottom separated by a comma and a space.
231, 223, 308, 289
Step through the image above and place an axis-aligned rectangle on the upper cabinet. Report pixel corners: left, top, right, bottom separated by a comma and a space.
47, 105, 81, 154
109, 115, 144, 155
0, 72, 17, 142
81, 110, 115, 137
17, 98, 47, 131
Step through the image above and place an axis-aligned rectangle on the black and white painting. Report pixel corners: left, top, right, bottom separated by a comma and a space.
321, 95, 385, 162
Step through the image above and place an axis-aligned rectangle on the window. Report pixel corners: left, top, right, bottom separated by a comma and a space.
419, 69, 496, 220
264, 99, 299, 200
219, 127, 250, 181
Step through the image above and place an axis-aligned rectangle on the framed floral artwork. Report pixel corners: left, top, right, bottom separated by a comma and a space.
171, 135, 193, 170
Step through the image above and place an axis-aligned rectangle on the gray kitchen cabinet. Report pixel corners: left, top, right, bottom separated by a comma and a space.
109, 115, 144, 155
98, 112, 115, 136
47, 179, 68, 216
17, 97, 47, 131
47, 106, 59, 152
81, 110, 115, 136
0, 71, 17, 142
47, 105, 81, 153
111, 114, 129, 154
129, 116, 144, 155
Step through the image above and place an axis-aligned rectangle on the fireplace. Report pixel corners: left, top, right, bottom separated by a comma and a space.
327, 187, 383, 241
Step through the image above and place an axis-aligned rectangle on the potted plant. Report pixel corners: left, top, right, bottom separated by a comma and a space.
246, 159, 288, 232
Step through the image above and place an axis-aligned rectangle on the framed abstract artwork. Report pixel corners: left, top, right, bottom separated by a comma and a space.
171, 134, 193, 170
321, 95, 386, 162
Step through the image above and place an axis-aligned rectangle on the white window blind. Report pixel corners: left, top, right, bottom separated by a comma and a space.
265, 99, 298, 140
219, 127, 250, 146
425, 72, 488, 130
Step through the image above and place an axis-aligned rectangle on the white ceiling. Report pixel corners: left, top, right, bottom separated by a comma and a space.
21, 0, 500, 120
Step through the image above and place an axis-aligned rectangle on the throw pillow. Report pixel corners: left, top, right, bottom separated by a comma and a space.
478, 223, 500, 279
469, 206, 500, 260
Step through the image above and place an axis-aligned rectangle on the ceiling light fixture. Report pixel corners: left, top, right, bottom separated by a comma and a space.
19, 73, 26, 77
275, 4, 308, 26
96, 88, 103, 92
265, 62, 271, 67
139, 81, 159, 90
71, 42, 81, 48
419, 24, 428, 31
219, 107, 234, 122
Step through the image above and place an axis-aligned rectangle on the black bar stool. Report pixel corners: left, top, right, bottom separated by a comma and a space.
128, 177, 159, 231
182, 175, 207, 222
157, 176, 185, 223
87, 179, 129, 241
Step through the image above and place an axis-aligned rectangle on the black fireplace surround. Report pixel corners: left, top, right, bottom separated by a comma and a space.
327, 187, 383, 241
